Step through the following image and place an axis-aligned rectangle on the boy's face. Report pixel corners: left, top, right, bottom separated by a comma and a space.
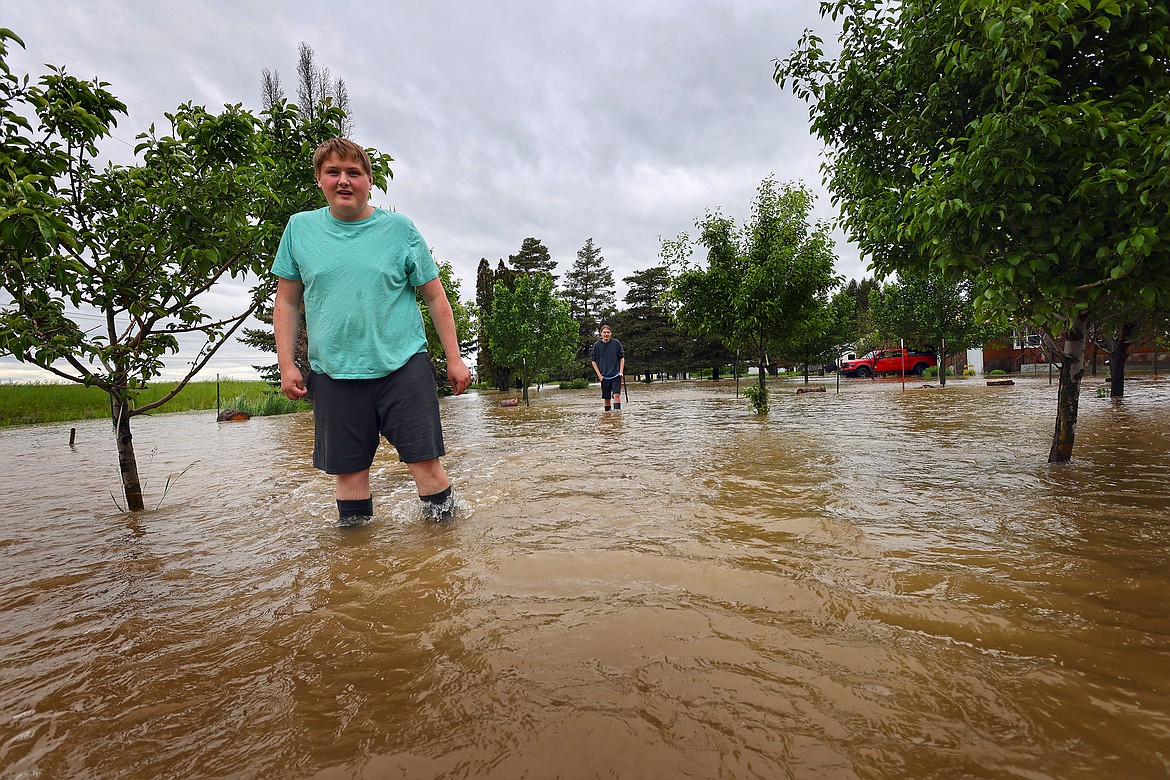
316, 153, 374, 221
600, 327, 612, 342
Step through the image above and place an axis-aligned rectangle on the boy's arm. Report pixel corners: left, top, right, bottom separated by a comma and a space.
274, 277, 308, 399
418, 276, 471, 395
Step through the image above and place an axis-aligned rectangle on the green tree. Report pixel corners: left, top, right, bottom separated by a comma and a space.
776, 1, 1170, 460
562, 237, 617, 376
869, 273, 1003, 386
474, 257, 496, 386
509, 237, 557, 276
475, 257, 518, 390
486, 272, 577, 405
0, 31, 390, 511
666, 177, 839, 405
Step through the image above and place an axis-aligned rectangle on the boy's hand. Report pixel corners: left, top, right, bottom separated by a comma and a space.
281, 366, 308, 400
447, 357, 472, 395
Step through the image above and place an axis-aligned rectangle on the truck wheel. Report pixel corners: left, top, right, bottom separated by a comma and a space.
912, 363, 928, 376
856, 366, 872, 379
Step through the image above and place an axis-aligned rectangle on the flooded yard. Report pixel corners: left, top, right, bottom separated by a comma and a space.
1, 375, 1168, 778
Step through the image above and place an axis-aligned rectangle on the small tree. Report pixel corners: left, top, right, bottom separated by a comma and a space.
486, 272, 577, 405
776, 286, 855, 381
666, 177, 839, 406
0, 31, 390, 510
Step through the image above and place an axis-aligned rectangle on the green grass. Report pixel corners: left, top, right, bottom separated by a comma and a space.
0, 379, 309, 427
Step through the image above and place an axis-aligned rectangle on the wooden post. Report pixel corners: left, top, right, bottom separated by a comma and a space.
69, 428, 76, 447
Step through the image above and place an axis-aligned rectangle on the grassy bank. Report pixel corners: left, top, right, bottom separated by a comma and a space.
0, 379, 309, 427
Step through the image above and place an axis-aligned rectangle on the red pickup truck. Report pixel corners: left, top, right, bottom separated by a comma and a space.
840, 348, 937, 378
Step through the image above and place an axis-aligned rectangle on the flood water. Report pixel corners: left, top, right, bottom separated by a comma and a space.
1, 375, 1169, 779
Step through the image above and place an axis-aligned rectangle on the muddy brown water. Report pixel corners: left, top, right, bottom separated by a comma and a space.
1, 376, 1168, 779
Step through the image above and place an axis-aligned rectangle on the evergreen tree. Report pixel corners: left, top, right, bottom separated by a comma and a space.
509, 237, 557, 277
475, 257, 497, 386
562, 238, 617, 376
474, 258, 520, 390
843, 277, 879, 354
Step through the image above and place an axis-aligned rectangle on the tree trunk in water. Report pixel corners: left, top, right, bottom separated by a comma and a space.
1109, 343, 1129, 398
938, 338, 948, 387
111, 397, 145, 511
1108, 325, 1135, 398
1048, 314, 1089, 463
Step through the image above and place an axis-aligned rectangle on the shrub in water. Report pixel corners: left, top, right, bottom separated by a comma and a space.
743, 383, 769, 414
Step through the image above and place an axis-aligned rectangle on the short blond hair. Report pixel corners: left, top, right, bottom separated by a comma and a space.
312, 138, 373, 178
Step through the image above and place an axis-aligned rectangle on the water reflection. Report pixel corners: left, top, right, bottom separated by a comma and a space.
1, 376, 1168, 778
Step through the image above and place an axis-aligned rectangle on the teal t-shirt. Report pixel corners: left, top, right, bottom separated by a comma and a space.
270, 207, 438, 378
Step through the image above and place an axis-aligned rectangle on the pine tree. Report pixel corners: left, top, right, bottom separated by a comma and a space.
508, 237, 557, 277
475, 258, 498, 387
562, 238, 616, 374
475, 258, 521, 390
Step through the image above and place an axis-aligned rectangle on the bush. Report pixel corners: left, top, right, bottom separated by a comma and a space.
923, 366, 939, 377
558, 378, 590, 389
989, 369, 1007, 376
743, 383, 769, 414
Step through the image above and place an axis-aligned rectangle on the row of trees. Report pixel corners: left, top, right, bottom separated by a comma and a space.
469, 175, 1013, 409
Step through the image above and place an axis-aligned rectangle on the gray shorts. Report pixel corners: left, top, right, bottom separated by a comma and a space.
306, 352, 446, 474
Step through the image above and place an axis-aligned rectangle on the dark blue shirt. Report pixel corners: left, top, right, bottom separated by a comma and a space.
591, 338, 624, 378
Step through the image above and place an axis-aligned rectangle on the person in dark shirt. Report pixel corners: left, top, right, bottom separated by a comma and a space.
590, 324, 625, 412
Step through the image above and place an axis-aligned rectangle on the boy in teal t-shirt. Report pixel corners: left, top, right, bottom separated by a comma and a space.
271, 138, 471, 524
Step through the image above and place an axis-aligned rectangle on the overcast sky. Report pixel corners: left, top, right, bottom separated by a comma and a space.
3, 0, 863, 382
